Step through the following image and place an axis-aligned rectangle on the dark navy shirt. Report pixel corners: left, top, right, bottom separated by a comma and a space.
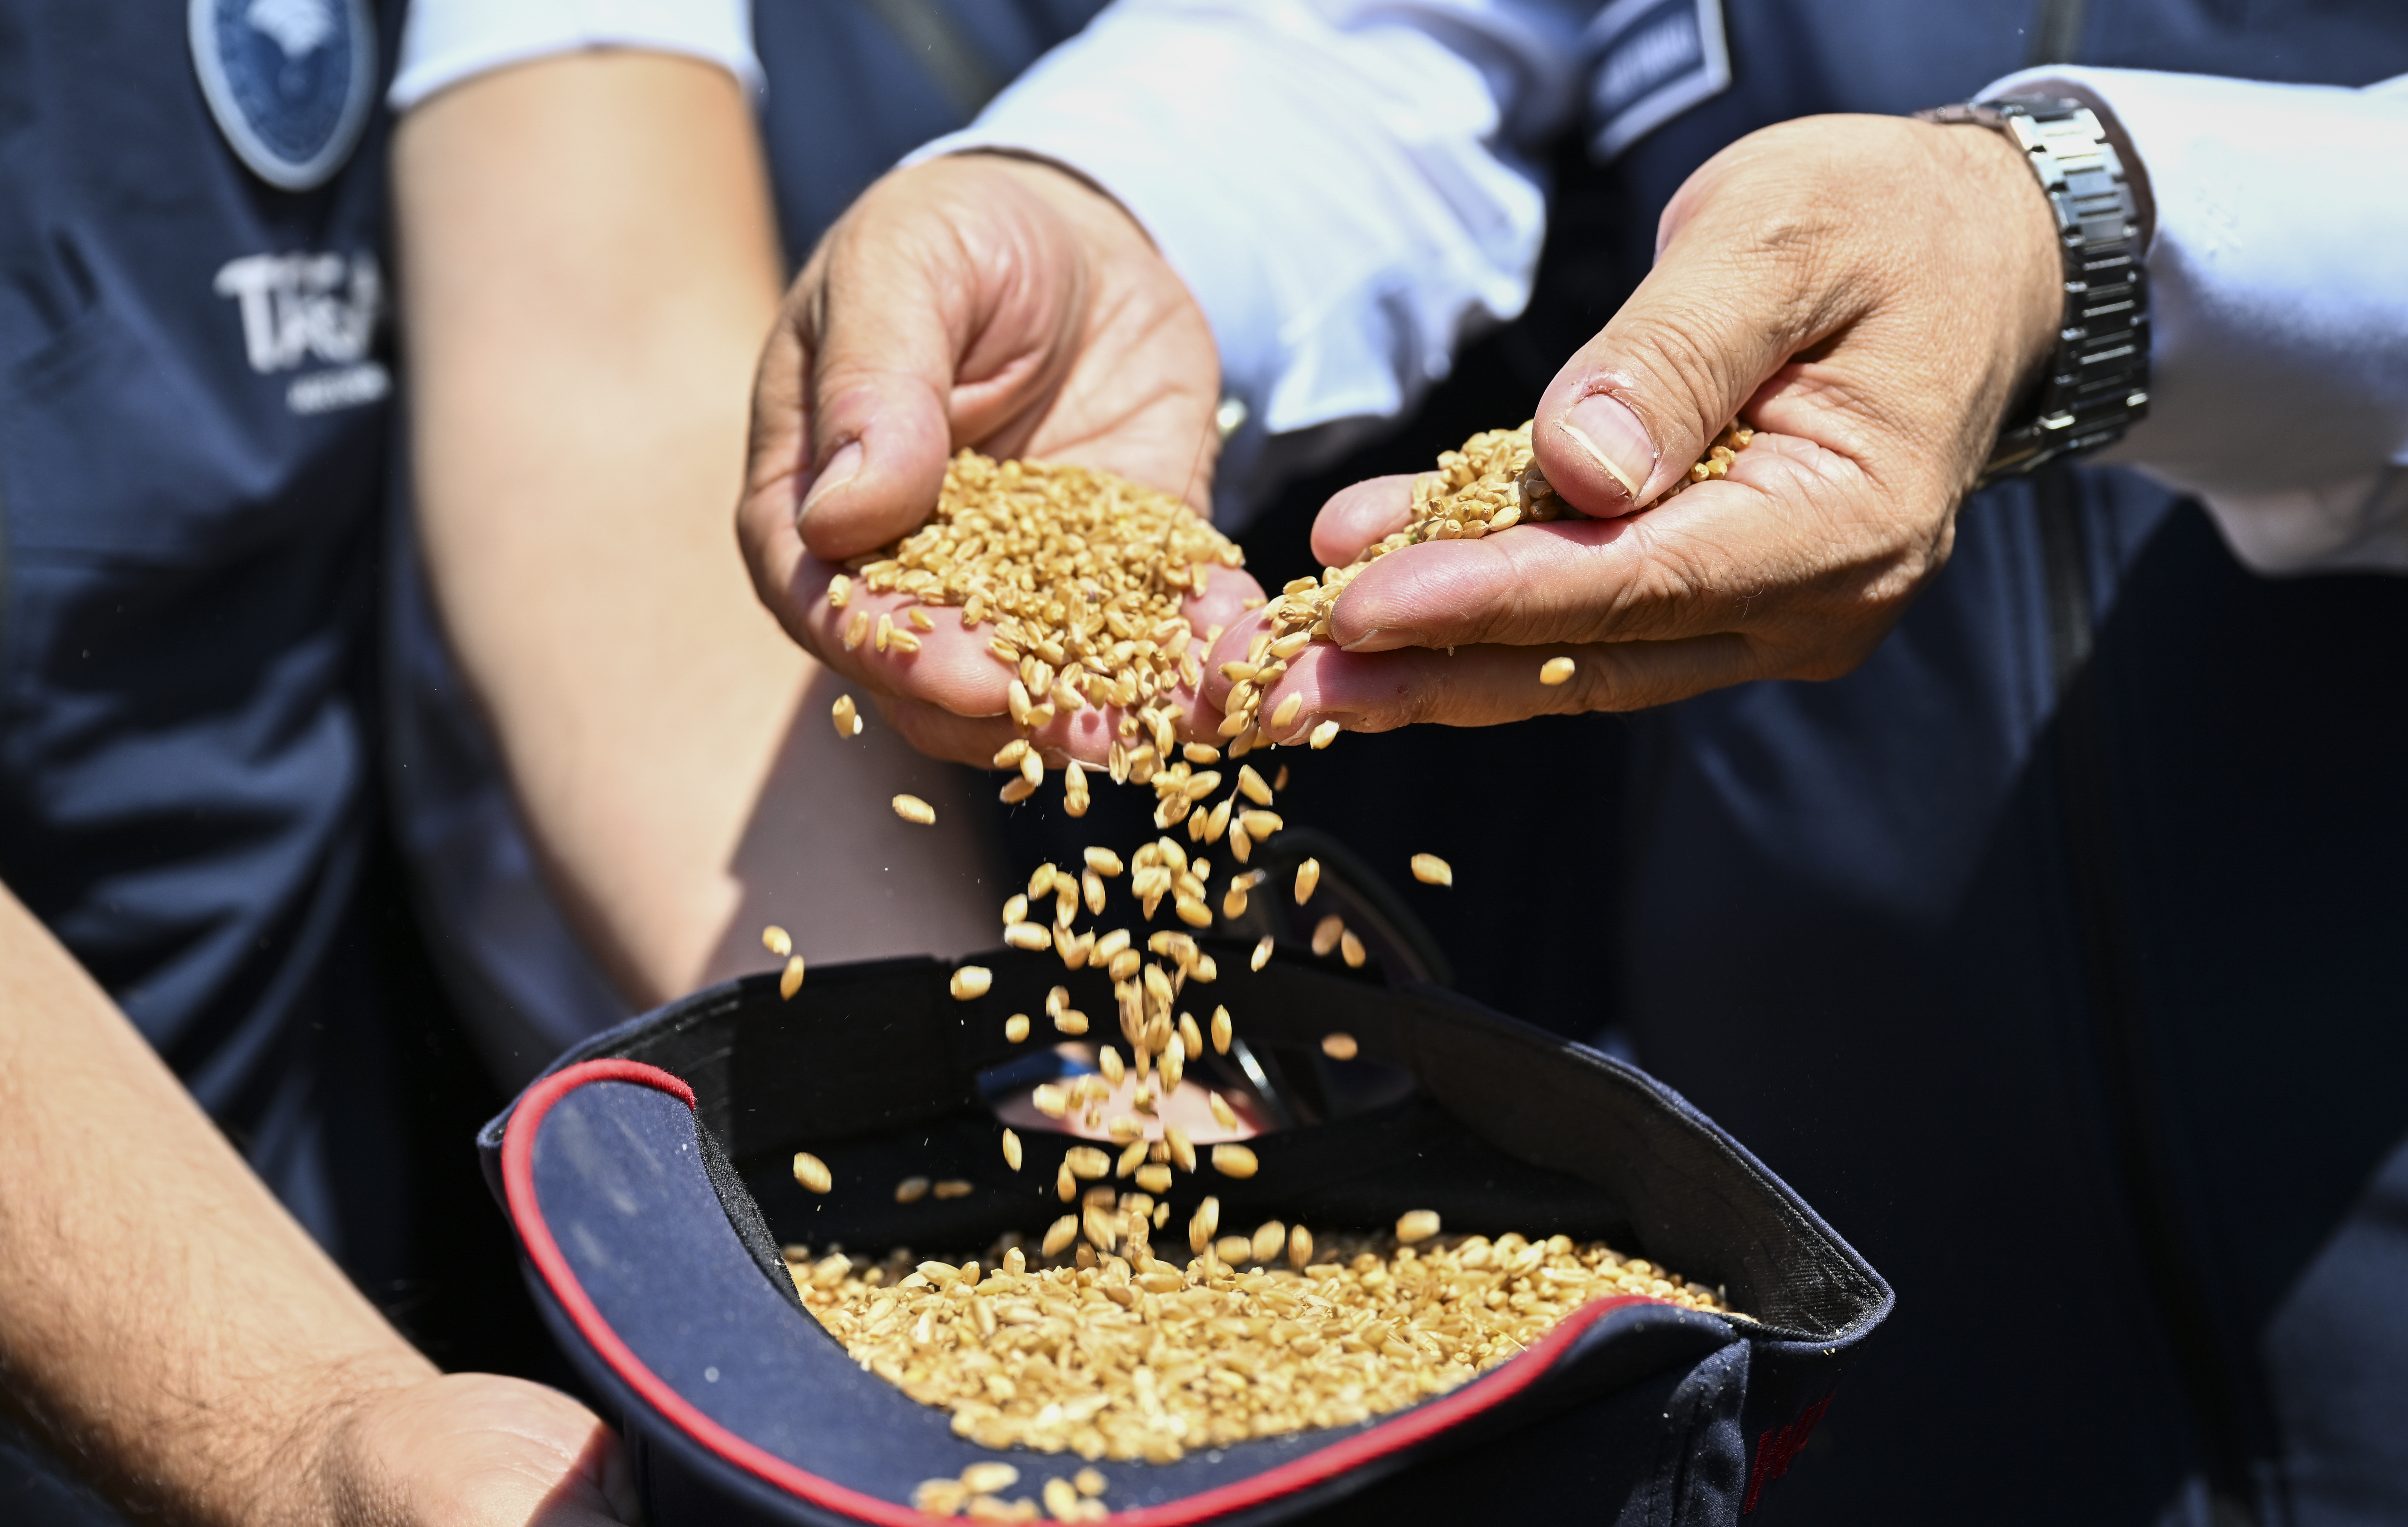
0, 0, 403, 1268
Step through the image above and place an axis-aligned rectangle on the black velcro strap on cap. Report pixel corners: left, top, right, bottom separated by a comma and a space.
695, 1109, 806, 1316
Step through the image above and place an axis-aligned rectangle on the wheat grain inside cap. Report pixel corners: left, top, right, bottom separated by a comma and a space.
960, 1462, 1020, 1495
912, 1480, 968, 1516
789, 1215, 1737, 1462
1251, 1221, 1286, 1263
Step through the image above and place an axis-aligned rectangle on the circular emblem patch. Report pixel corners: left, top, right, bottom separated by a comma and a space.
189, 0, 376, 192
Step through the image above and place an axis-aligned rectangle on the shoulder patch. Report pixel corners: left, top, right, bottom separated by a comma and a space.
189, 0, 376, 192
1584, 0, 1731, 162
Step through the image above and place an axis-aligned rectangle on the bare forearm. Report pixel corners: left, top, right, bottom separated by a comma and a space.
0, 884, 430, 1525
398, 53, 1002, 1008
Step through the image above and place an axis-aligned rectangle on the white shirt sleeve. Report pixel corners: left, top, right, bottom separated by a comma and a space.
388, 0, 762, 111
909, 0, 1591, 519
1984, 66, 2408, 576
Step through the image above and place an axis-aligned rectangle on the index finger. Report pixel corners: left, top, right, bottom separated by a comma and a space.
1320, 431, 1865, 653
1308, 475, 1415, 568
1242, 633, 1765, 736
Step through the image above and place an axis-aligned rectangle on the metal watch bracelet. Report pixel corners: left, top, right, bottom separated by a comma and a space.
1918, 97, 2151, 487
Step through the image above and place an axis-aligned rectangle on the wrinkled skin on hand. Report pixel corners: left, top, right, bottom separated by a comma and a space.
1200, 114, 2068, 740
738, 154, 1262, 768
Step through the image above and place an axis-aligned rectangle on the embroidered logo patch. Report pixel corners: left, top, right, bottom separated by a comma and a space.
188, 0, 376, 191
1584, 0, 1731, 161
214, 250, 389, 414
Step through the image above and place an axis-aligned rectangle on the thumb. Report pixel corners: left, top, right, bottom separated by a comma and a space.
777, 209, 962, 563
771, 155, 1103, 562
1532, 133, 1848, 517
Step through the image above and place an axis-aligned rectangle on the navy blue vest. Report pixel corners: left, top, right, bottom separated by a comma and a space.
1224, 4, 2408, 1521
0, 1, 402, 1270
751, 0, 1111, 263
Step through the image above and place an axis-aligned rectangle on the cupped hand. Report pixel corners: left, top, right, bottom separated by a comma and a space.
318, 1372, 636, 1527
1208, 113, 2064, 738
738, 153, 1261, 767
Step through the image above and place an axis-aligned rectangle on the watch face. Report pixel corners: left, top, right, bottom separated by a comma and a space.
190, 0, 378, 192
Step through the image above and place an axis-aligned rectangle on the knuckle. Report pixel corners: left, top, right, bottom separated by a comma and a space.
1612, 307, 1754, 428
1563, 647, 1639, 713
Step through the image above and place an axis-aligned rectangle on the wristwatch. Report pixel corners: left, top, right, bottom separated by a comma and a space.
1917, 97, 2150, 486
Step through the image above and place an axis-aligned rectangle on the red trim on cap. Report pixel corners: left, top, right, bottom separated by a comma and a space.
504, 1059, 1668, 1525
522, 1057, 696, 1112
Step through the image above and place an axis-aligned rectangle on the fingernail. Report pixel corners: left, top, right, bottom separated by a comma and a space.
797, 440, 863, 526
1339, 627, 1420, 654
1557, 394, 1654, 503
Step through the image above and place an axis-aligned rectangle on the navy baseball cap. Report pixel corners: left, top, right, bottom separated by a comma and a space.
480, 948, 1889, 1524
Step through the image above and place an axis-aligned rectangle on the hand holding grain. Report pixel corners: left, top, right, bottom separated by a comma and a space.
739, 154, 1261, 767
1205, 114, 2066, 736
